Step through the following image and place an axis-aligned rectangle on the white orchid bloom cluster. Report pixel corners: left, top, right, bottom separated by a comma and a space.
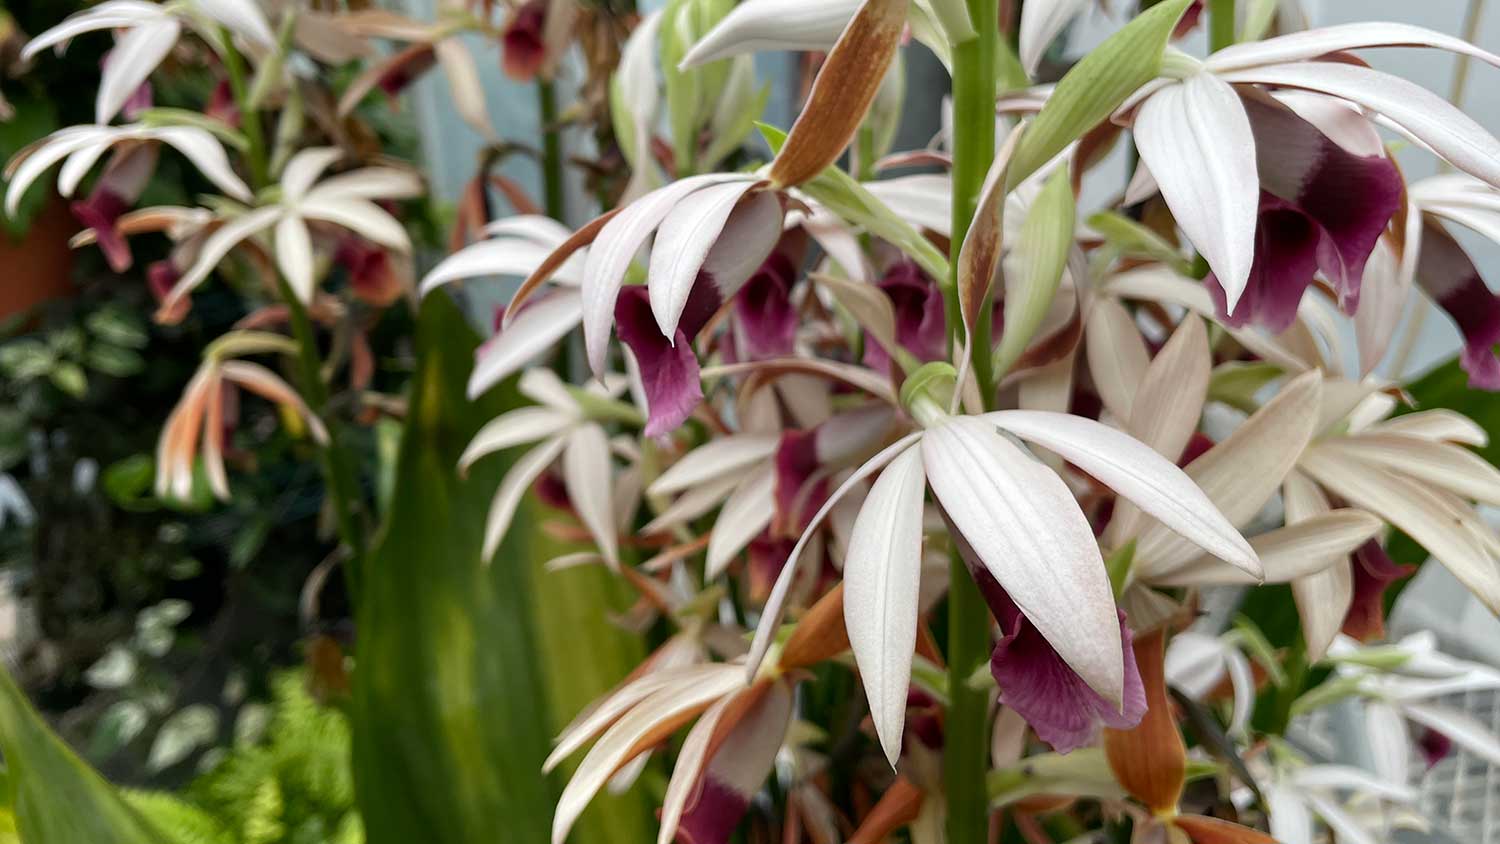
14, 0, 1500, 843
428, 1, 1500, 842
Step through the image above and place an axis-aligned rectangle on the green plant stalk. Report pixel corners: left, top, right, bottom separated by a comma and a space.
538, 79, 567, 222
944, 3, 998, 844
1208, 0, 1236, 52
226, 35, 367, 582
219, 31, 267, 190
277, 278, 368, 585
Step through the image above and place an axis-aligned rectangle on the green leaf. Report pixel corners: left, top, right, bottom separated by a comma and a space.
48, 362, 88, 398
1086, 210, 1192, 275
351, 295, 654, 844
1007, 0, 1194, 189
352, 294, 556, 844
993, 166, 1075, 377
758, 123, 950, 281
0, 664, 165, 843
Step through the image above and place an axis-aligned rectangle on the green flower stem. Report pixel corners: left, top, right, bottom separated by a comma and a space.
219, 31, 267, 190
538, 78, 567, 222
944, 3, 999, 844
225, 37, 367, 587
277, 277, 368, 591
1208, 0, 1236, 52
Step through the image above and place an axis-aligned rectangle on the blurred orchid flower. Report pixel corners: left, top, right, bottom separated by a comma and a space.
460, 368, 633, 565
420, 215, 587, 397
158, 147, 422, 310
1310, 633, 1500, 791
23, 0, 274, 124
1259, 756, 1416, 844
1296, 394, 1500, 636
156, 332, 328, 503
334, 9, 497, 139
5, 124, 251, 220
1165, 629, 1257, 741
1126, 24, 1500, 322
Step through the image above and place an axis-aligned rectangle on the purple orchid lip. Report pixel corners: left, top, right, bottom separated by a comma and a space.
1207, 93, 1403, 332
71, 189, 133, 273
1342, 539, 1412, 642
1415, 220, 1500, 391
616, 284, 718, 438
863, 260, 947, 371
503, 0, 549, 81
972, 563, 1146, 754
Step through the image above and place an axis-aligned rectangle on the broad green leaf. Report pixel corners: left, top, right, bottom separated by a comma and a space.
1007, 0, 1195, 189
993, 166, 1075, 377
0, 664, 163, 844
351, 294, 556, 844
350, 295, 656, 844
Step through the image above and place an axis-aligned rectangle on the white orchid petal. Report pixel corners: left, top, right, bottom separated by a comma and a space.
1402, 702, 1500, 768
155, 126, 253, 201
164, 206, 283, 308
581, 174, 749, 374
1206, 21, 1500, 74
706, 464, 777, 578
843, 445, 926, 767
298, 196, 410, 251
1374, 410, 1489, 447
648, 179, 764, 337
274, 214, 315, 303
564, 424, 619, 568
96, 18, 179, 124
987, 410, 1259, 575
1365, 701, 1412, 790
279, 147, 343, 200
468, 292, 585, 399
1220, 62, 1500, 188
1085, 298, 1149, 422
23, 2, 165, 61
483, 435, 568, 562
1019, 0, 1092, 76
1284, 471, 1352, 661
5, 127, 103, 215
1135, 370, 1322, 578
747, 432, 925, 679
460, 407, 574, 472
1133, 73, 1259, 312
1300, 444, 1500, 617
1321, 433, 1500, 507
680, 0, 858, 67
421, 239, 563, 297
923, 417, 1123, 706
435, 37, 494, 138
651, 435, 782, 496
195, 0, 276, 48
552, 667, 747, 844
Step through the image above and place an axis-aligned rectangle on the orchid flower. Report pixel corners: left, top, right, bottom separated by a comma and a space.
1165, 629, 1258, 741
157, 147, 422, 310
513, 0, 909, 435
1310, 632, 1500, 789
460, 368, 636, 565
1123, 24, 1500, 326
23, 0, 274, 124
155, 332, 328, 502
1256, 754, 1417, 844
1400, 173, 1500, 389
738, 374, 1259, 762
5, 124, 251, 221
